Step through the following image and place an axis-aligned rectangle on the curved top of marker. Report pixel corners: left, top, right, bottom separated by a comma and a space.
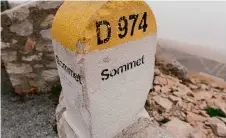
52, 1, 157, 54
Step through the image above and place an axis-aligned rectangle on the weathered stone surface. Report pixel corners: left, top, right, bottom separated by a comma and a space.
42, 69, 59, 82
37, 1, 63, 10
40, 29, 51, 40
10, 20, 33, 36
153, 95, 173, 110
163, 118, 194, 138
12, 39, 18, 44
24, 38, 36, 52
194, 91, 212, 100
41, 14, 54, 27
154, 76, 167, 86
1, 51, 17, 62
10, 76, 22, 86
35, 42, 53, 52
186, 112, 207, 124
6, 63, 32, 74
209, 117, 226, 137
22, 53, 42, 62
1, 42, 10, 49
46, 62, 57, 69
7, 7, 30, 21
33, 64, 44, 69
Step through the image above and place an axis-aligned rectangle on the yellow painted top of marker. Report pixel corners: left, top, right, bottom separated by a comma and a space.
51, 1, 157, 54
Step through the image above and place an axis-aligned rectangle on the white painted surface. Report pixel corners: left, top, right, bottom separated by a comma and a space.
52, 34, 156, 138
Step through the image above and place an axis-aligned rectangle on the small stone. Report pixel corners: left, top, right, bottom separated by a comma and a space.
46, 54, 56, 60
166, 75, 180, 87
154, 76, 167, 86
46, 62, 57, 69
1, 51, 17, 62
40, 29, 51, 40
161, 86, 171, 93
35, 42, 53, 52
1, 42, 10, 49
26, 73, 38, 79
153, 95, 173, 110
9, 76, 22, 86
169, 95, 181, 103
7, 7, 30, 21
194, 91, 212, 101
42, 69, 59, 82
33, 64, 44, 69
24, 38, 36, 52
10, 20, 33, 36
188, 83, 198, 90
153, 85, 161, 93
163, 118, 194, 138
6, 63, 32, 74
22, 54, 42, 62
209, 117, 226, 137
12, 39, 18, 44
186, 112, 207, 124
200, 84, 209, 90
154, 68, 161, 76
41, 14, 54, 27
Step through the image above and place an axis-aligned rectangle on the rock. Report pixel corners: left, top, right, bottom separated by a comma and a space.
26, 73, 38, 79
37, 1, 63, 10
1, 51, 17, 62
153, 95, 173, 110
188, 83, 198, 90
166, 75, 180, 87
1, 42, 10, 49
10, 20, 33, 36
6, 63, 33, 74
154, 68, 161, 76
209, 117, 226, 137
41, 14, 54, 27
22, 53, 42, 62
194, 91, 212, 100
161, 86, 171, 93
42, 69, 59, 82
154, 76, 167, 86
154, 85, 161, 93
173, 84, 192, 97
40, 29, 51, 40
12, 39, 18, 44
186, 112, 207, 125
33, 64, 44, 69
24, 38, 36, 52
35, 42, 53, 52
46, 53, 56, 60
199, 84, 208, 90
218, 117, 226, 124
9, 76, 22, 86
163, 118, 194, 138
46, 62, 57, 69
7, 7, 30, 21
169, 95, 182, 103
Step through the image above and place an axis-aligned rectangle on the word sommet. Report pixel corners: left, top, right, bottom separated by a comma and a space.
55, 55, 82, 84
96, 12, 148, 45
101, 55, 145, 81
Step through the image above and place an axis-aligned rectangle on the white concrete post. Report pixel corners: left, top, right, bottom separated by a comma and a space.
52, 1, 157, 138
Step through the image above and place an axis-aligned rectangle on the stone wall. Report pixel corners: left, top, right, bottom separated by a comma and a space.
1, 1, 63, 94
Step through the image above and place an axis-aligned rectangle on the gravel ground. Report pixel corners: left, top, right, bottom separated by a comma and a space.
1, 68, 58, 138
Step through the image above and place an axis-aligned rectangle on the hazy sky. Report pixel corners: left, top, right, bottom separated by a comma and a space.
146, 1, 226, 53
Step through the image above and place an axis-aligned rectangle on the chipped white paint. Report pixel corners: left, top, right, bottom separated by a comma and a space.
53, 34, 157, 138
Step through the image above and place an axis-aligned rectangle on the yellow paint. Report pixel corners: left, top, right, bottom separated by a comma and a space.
52, 1, 157, 54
